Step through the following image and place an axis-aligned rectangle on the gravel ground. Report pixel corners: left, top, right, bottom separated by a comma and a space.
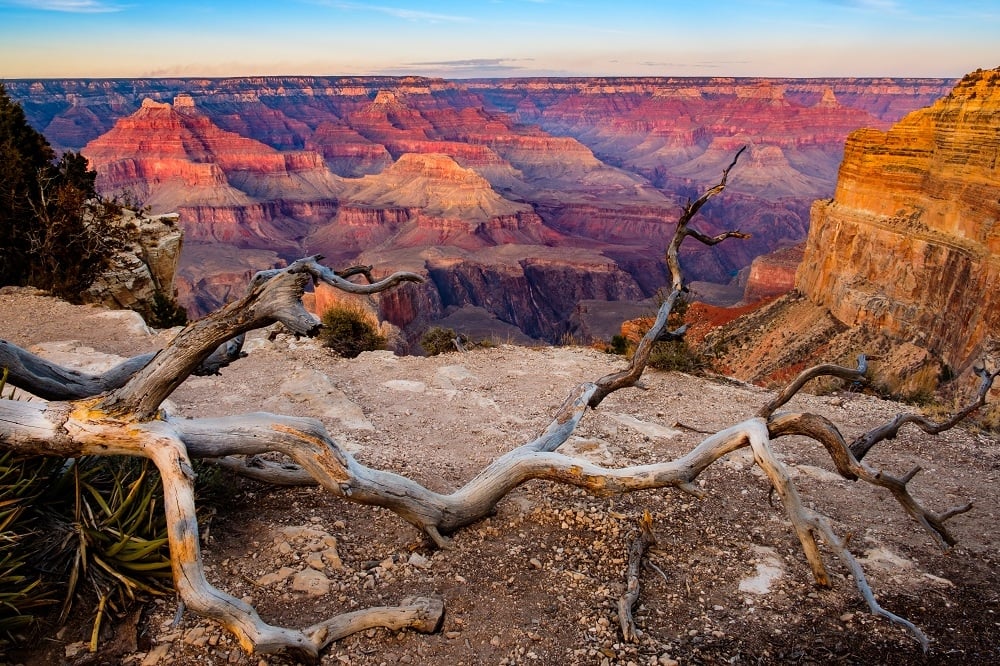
2, 287, 999, 666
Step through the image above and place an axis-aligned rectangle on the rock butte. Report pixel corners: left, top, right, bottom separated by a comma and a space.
797, 67, 1000, 376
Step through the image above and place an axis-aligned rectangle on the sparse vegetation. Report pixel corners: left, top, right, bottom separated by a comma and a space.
607, 334, 629, 355
320, 302, 386, 358
0, 84, 136, 302
0, 367, 171, 648
0, 450, 59, 642
420, 326, 466, 356
145, 289, 188, 329
33, 457, 172, 649
646, 338, 704, 373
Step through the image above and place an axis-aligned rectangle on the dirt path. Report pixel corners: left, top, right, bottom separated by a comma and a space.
3, 287, 999, 665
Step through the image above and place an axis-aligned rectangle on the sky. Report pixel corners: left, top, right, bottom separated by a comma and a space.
0, 0, 997, 80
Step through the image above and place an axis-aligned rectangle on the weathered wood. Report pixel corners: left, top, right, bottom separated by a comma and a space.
665, 145, 749, 293
618, 510, 657, 642
304, 596, 444, 650
0, 339, 154, 400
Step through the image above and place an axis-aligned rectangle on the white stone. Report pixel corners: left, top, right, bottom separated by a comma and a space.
291, 568, 331, 596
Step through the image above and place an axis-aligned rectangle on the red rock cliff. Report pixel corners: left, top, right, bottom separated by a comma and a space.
796, 67, 1000, 374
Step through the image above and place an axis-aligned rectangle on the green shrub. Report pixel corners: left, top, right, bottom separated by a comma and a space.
0, 451, 60, 641
320, 303, 386, 358
608, 334, 629, 355
647, 339, 704, 373
421, 327, 462, 356
145, 290, 188, 329
35, 457, 172, 649
2, 368, 172, 647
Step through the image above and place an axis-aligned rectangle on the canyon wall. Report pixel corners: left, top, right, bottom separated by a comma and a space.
796, 68, 1000, 375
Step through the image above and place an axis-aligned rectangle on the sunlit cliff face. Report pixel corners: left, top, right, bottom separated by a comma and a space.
797, 68, 1000, 373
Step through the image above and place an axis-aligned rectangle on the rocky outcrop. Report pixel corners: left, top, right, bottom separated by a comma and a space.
744, 244, 804, 302
83, 210, 184, 317
796, 68, 1000, 377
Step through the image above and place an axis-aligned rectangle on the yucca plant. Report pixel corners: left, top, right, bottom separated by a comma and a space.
34, 456, 172, 650
0, 450, 60, 641
1, 369, 59, 641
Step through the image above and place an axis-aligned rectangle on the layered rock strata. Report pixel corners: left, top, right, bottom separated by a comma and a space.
796, 68, 1000, 376
7, 76, 957, 344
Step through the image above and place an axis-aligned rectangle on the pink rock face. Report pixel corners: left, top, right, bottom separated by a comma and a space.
744, 245, 805, 302
796, 67, 1000, 373
8, 75, 958, 343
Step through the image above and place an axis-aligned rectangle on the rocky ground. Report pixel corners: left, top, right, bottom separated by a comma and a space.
2, 287, 999, 666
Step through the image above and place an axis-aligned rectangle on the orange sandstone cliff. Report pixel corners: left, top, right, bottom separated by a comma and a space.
706, 68, 1000, 395
796, 67, 1000, 376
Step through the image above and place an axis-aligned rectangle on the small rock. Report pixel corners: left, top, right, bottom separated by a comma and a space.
141, 644, 172, 666
529, 557, 543, 569
840, 612, 855, 622
323, 547, 344, 570
291, 568, 331, 596
408, 552, 430, 569
256, 566, 296, 587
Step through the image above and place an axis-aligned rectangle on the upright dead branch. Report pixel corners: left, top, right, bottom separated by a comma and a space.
665, 144, 749, 293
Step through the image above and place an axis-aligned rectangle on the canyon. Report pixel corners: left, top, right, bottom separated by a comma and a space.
7, 76, 957, 346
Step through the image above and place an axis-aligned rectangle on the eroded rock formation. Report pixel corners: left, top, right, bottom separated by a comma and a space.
708, 68, 1000, 396
796, 67, 1000, 376
83, 210, 184, 318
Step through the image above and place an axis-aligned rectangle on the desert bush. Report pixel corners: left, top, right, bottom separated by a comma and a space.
607, 334, 629, 355
320, 303, 386, 358
145, 290, 188, 329
420, 326, 464, 356
647, 339, 704, 373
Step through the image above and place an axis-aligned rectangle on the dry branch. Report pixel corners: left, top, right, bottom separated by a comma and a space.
1, 148, 989, 659
618, 510, 657, 642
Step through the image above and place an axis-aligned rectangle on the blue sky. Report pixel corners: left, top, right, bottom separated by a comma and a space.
0, 1, 996, 79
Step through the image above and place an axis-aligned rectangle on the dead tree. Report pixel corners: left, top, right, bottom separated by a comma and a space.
1, 149, 994, 660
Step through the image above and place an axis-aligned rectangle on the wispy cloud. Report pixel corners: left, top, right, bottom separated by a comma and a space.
641, 60, 751, 69
381, 57, 536, 78
408, 58, 533, 68
306, 1, 473, 23
820, 0, 901, 12
0, 0, 125, 12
